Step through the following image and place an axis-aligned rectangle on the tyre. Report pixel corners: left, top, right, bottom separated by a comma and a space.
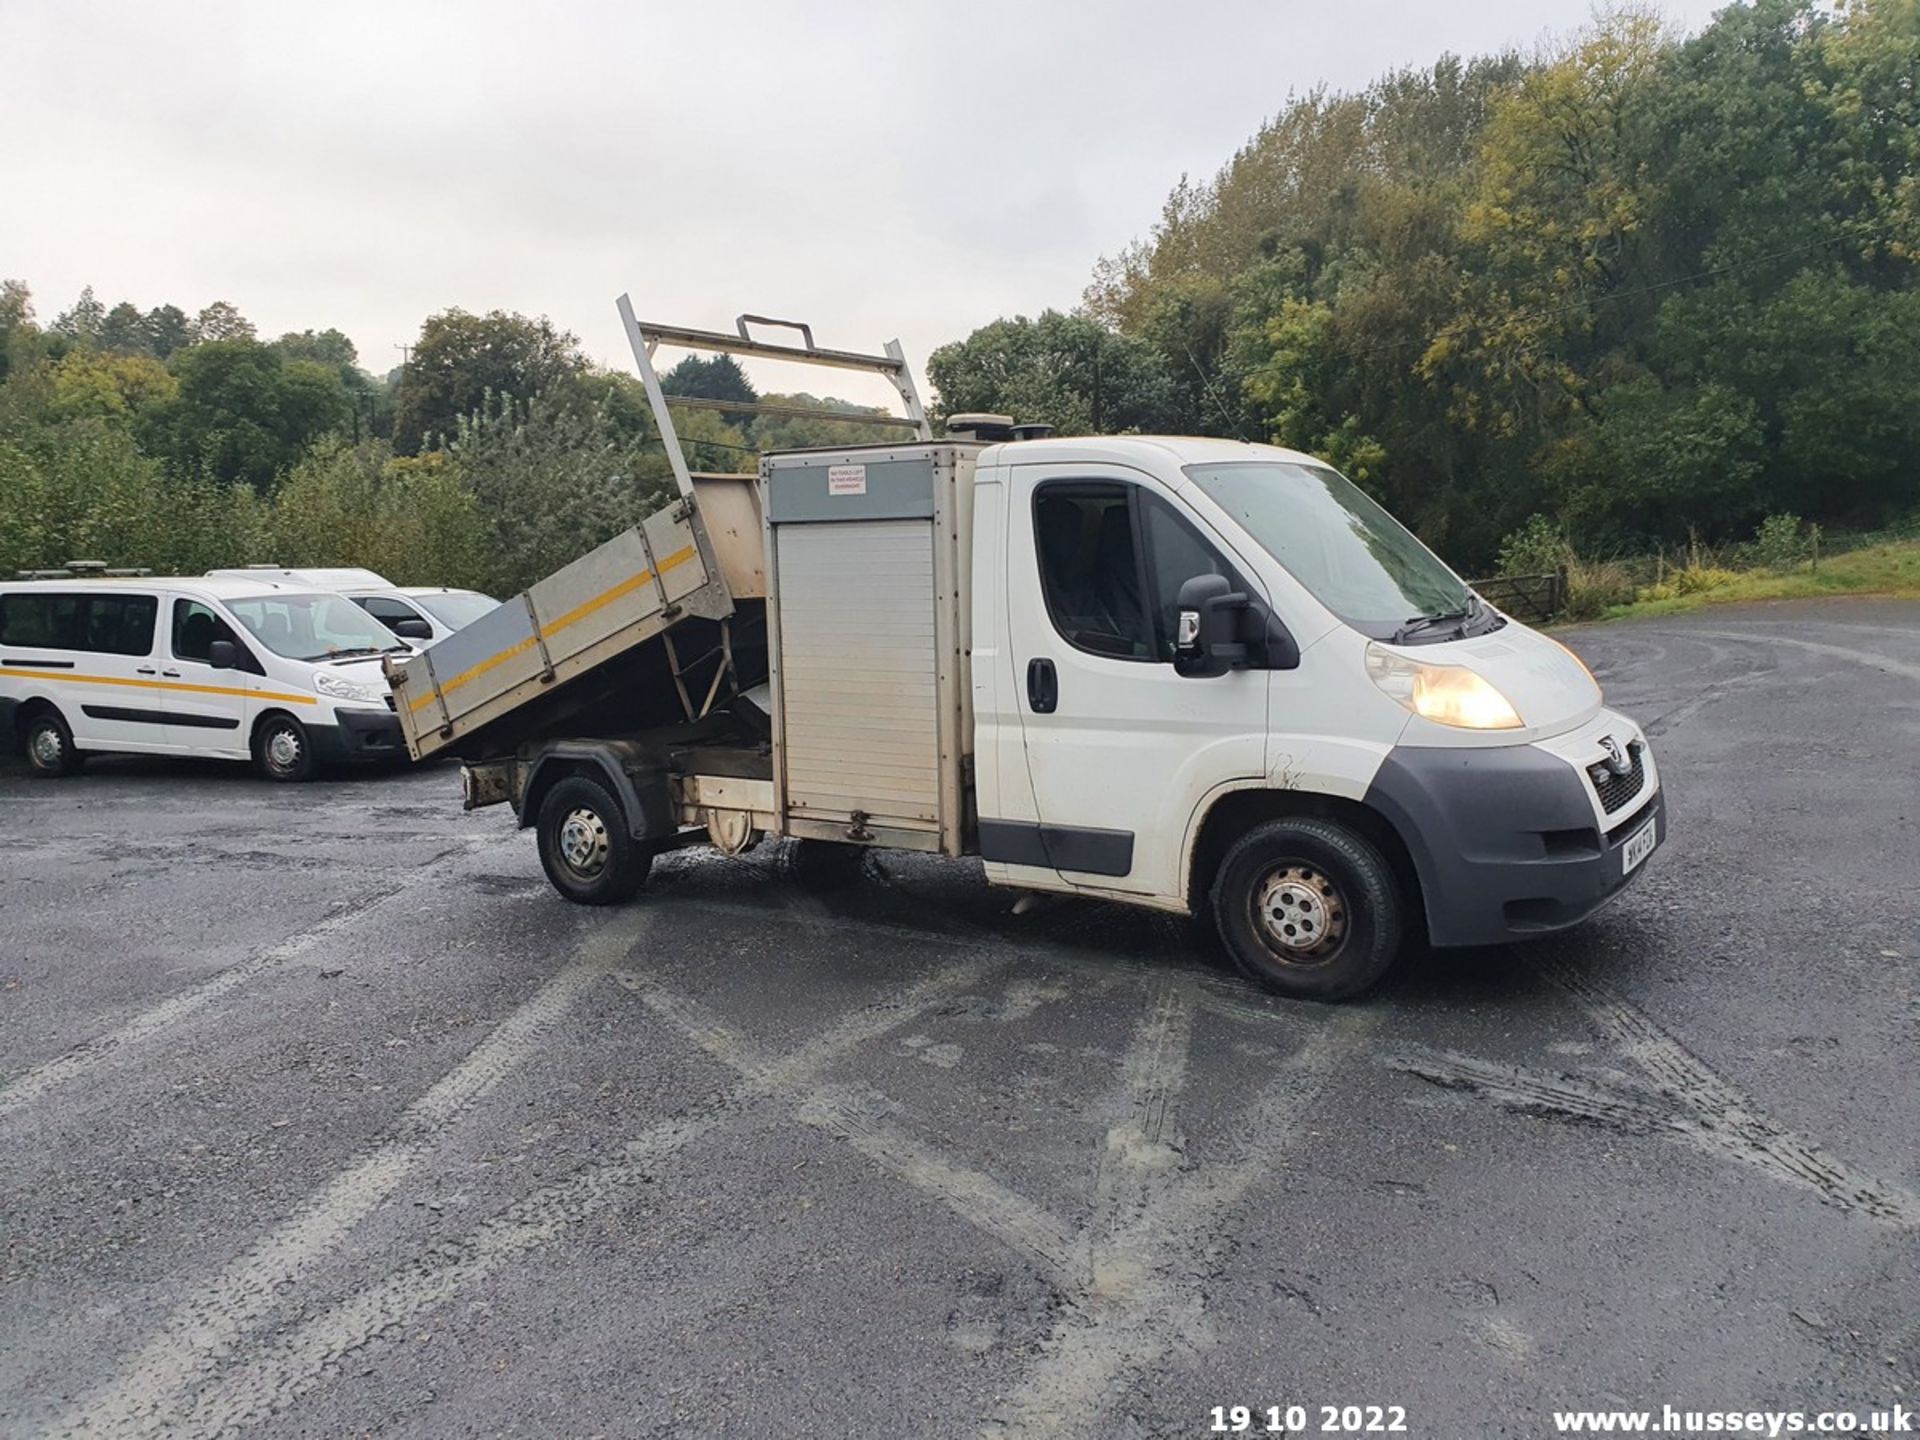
22, 708, 85, 778
253, 714, 316, 782
1211, 817, 1403, 1001
537, 775, 652, 905
784, 837, 868, 890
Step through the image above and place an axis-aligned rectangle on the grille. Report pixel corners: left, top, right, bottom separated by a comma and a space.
1589, 745, 1646, 814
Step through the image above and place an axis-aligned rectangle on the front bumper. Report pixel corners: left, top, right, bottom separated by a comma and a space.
1363, 724, 1664, 948
307, 707, 408, 764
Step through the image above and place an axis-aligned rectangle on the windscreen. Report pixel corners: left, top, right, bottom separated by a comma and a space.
1184, 462, 1469, 631
412, 591, 499, 630
225, 592, 406, 661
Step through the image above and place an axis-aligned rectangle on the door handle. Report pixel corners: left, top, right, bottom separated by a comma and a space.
1026, 657, 1058, 714
161, 669, 181, 678
136, 666, 157, 675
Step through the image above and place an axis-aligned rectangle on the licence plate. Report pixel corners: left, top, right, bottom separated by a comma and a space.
1621, 814, 1659, 875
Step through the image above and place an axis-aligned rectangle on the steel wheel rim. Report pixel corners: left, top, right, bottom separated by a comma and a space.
557, 806, 610, 878
1251, 862, 1349, 967
266, 726, 302, 771
29, 725, 62, 768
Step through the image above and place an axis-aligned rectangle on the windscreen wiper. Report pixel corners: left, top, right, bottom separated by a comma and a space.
321, 647, 386, 661
1394, 597, 1478, 644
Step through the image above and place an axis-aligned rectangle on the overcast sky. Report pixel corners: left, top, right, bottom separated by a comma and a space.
4, 0, 1726, 407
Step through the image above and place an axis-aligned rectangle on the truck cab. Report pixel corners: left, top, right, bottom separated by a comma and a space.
392, 306, 1661, 1002
967, 434, 1661, 997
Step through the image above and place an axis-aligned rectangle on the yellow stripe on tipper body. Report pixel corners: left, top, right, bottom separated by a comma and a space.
0, 667, 316, 705
411, 545, 699, 715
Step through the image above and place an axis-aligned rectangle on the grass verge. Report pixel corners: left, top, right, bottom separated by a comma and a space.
1596, 539, 1920, 621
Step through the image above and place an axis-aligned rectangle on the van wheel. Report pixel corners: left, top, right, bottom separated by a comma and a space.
1211, 817, 1402, 1001
23, 709, 85, 778
537, 775, 651, 905
254, 715, 316, 783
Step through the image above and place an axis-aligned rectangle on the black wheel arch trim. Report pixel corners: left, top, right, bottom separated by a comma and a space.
517, 740, 675, 842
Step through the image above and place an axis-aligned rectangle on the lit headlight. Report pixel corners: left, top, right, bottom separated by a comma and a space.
1366, 642, 1523, 729
313, 671, 386, 705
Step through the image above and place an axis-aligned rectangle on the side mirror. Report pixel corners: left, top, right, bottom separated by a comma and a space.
208, 639, 237, 670
1174, 574, 1249, 677
391, 617, 432, 641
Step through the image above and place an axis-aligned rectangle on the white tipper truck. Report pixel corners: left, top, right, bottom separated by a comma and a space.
387, 302, 1663, 1000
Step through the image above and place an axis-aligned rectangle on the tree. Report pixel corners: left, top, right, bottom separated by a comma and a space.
192, 300, 256, 343
142, 305, 193, 359
143, 339, 351, 490
447, 390, 672, 594
0, 279, 34, 383
660, 353, 757, 406
927, 311, 1180, 435
52, 286, 106, 343
98, 302, 151, 354
391, 308, 588, 453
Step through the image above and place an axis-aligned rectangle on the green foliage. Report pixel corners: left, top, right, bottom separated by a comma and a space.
447, 392, 675, 595
143, 340, 353, 491
267, 443, 487, 589
947, 0, 1920, 571
1748, 512, 1812, 571
391, 309, 587, 454
1496, 514, 1568, 577
0, 420, 267, 579
661, 354, 757, 406
746, 393, 905, 452
926, 310, 1180, 435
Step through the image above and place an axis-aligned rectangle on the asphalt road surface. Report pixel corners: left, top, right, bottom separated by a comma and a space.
2, 598, 1916, 1439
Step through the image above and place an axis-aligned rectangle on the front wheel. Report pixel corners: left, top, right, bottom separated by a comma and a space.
23, 709, 85, 778
253, 714, 316, 782
1211, 817, 1403, 1001
536, 775, 652, 905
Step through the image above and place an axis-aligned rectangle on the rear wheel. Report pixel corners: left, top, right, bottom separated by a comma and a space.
1211, 817, 1402, 1001
23, 709, 85, 778
537, 775, 652, 905
253, 714, 316, 783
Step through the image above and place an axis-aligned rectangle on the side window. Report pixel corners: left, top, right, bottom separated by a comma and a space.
0, 593, 85, 650
83, 595, 158, 656
357, 596, 423, 632
172, 599, 244, 664
1138, 493, 1241, 662
1033, 485, 1154, 660
0, 593, 155, 655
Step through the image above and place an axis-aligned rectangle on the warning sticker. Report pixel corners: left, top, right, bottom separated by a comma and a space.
827, 464, 868, 496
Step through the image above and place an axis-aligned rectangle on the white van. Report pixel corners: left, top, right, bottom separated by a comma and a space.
205, 568, 500, 644
0, 576, 410, 781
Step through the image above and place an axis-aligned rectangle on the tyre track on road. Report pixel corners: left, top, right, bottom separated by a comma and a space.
55, 907, 652, 1440
143, 953, 1001, 1437
1545, 961, 1920, 1225
985, 1009, 1380, 1440
0, 835, 507, 1122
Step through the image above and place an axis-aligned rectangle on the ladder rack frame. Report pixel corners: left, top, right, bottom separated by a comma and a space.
616, 296, 932, 501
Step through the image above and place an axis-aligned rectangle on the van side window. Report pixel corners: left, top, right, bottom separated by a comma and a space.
357, 596, 424, 631
0, 592, 156, 655
1033, 485, 1154, 660
1, 593, 84, 650
84, 595, 159, 656
1138, 492, 1240, 662
171, 599, 258, 673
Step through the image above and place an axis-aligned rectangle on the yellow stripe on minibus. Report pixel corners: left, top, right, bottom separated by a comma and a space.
410, 545, 699, 715
0, 668, 317, 705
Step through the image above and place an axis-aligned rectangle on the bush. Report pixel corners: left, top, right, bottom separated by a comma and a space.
1562, 557, 1637, 619
1748, 512, 1810, 572
1496, 513, 1568, 576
